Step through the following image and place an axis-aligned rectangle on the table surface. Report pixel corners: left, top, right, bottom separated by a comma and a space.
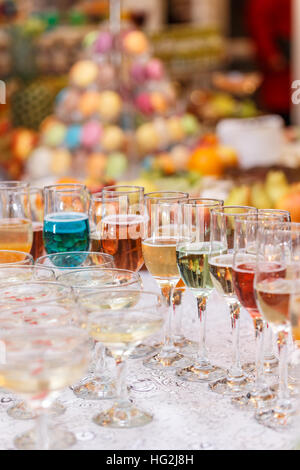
0, 272, 297, 451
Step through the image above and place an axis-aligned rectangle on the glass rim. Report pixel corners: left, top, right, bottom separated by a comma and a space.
211, 205, 257, 217
145, 191, 189, 201
0, 280, 75, 305
0, 250, 33, 266
43, 183, 87, 193
36, 251, 114, 267
183, 198, 224, 207
57, 267, 141, 287
78, 288, 161, 305
0, 181, 29, 187
102, 185, 144, 194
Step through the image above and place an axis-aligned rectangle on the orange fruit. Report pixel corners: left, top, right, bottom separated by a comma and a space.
188, 146, 224, 176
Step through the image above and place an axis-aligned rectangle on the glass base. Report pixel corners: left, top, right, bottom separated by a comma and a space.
72, 375, 116, 400
231, 384, 276, 409
93, 402, 153, 428
255, 405, 295, 430
7, 400, 65, 420
209, 374, 251, 396
14, 427, 76, 450
243, 358, 278, 376
128, 343, 156, 360
176, 361, 226, 383
143, 350, 188, 370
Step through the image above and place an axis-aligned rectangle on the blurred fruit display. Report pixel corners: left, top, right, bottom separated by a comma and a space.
25, 24, 201, 190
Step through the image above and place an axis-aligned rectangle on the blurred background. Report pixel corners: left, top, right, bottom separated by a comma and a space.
0, 0, 300, 220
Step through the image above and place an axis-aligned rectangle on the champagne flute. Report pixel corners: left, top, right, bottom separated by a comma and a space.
43, 184, 90, 255
254, 222, 300, 429
78, 289, 166, 428
0, 326, 89, 449
176, 198, 226, 382
208, 206, 257, 395
142, 192, 189, 369
57, 267, 143, 400
0, 181, 33, 259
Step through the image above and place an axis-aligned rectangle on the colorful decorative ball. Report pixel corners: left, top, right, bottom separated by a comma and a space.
145, 59, 164, 81
50, 149, 72, 176
150, 92, 168, 114
86, 153, 107, 179
81, 120, 102, 149
94, 31, 113, 54
69, 60, 99, 88
79, 91, 101, 117
131, 62, 146, 83
82, 30, 98, 49
43, 121, 67, 147
106, 152, 128, 179
97, 63, 116, 88
167, 117, 185, 142
136, 123, 159, 153
181, 113, 199, 136
170, 145, 190, 171
153, 117, 170, 149
101, 126, 125, 152
65, 124, 82, 149
123, 30, 149, 55
135, 92, 153, 115
98, 91, 122, 122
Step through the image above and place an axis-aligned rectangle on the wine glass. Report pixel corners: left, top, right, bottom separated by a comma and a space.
78, 289, 166, 428
43, 184, 90, 255
0, 250, 33, 265
142, 192, 189, 369
0, 325, 89, 449
28, 187, 44, 261
0, 181, 33, 259
208, 206, 257, 396
57, 267, 143, 400
36, 251, 114, 271
96, 186, 145, 272
231, 214, 288, 408
254, 222, 300, 429
176, 198, 226, 382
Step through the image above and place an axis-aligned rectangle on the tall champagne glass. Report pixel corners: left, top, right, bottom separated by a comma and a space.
28, 187, 44, 261
176, 198, 226, 382
0, 181, 33, 260
97, 186, 145, 272
43, 184, 90, 256
142, 192, 189, 369
57, 267, 143, 400
254, 222, 300, 429
208, 206, 257, 395
78, 289, 166, 428
0, 326, 89, 449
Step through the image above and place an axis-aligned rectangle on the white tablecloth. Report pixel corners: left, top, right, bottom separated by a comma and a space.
0, 272, 297, 450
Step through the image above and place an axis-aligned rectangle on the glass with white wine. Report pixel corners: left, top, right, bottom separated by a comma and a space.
78, 289, 166, 428
142, 192, 189, 369
208, 206, 257, 396
57, 267, 143, 400
176, 198, 226, 382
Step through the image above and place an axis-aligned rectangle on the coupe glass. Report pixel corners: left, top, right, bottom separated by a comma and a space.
208, 206, 257, 396
176, 198, 226, 382
0, 265, 55, 285
142, 192, 189, 369
0, 181, 33, 258
254, 222, 300, 429
57, 267, 143, 400
0, 326, 89, 449
43, 184, 90, 255
78, 289, 166, 428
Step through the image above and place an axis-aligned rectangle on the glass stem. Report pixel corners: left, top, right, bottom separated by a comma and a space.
228, 302, 243, 378
196, 295, 208, 364
276, 330, 291, 408
161, 283, 176, 353
254, 318, 265, 388
94, 342, 106, 377
264, 322, 275, 361
115, 358, 128, 405
173, 290, 183, 342
36, 409, 49, 450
